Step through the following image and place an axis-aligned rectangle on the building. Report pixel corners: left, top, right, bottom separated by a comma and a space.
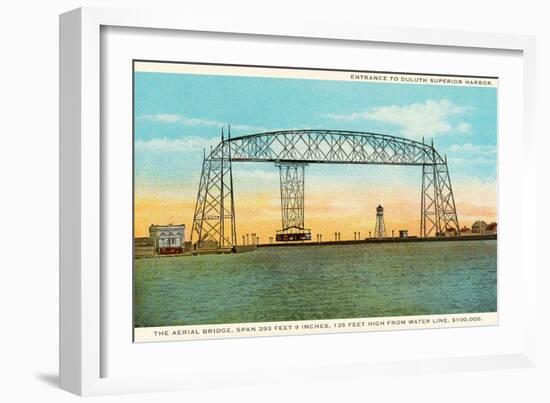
442, 227, 458, 237
460, 226, 472, 235
134, 237, 155, 258
149, 224, 185, 255
486, 222, 497, 234
471, 220, 488, 234
399, 230, 408, 238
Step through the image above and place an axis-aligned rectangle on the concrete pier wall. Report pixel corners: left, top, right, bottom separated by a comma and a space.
257, 234, 497, 248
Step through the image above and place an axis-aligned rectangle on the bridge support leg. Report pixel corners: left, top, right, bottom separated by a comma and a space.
191, 140, 236, 250
420, 161, 459, 237
420, 163, 439, 237
434, 160, 460, 236
275, 162, 311, 242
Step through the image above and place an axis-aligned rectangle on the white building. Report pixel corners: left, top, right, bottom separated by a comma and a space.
471, 220, 488, 234
149, 224, 185, 255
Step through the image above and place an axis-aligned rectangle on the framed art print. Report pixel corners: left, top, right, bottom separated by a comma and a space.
60, 7, 537, 396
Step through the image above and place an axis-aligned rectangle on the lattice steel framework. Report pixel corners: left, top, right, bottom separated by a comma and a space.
275, 162, 311, 241
191, 130, 460, 249
192, 129, 236, 249
420, 149, 460, 237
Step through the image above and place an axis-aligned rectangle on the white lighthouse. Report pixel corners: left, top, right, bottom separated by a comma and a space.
374, 204, 386, 239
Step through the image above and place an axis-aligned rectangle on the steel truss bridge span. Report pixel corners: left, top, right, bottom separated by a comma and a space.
191, 129, 460, 249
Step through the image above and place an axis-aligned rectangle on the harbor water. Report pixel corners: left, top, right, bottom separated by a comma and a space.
134, 240, 497, 328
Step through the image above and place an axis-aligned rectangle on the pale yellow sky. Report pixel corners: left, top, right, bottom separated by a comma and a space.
134, 179, 496, 242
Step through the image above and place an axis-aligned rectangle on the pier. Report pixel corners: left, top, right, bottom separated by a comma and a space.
135, 234, 496, 259
258, 234, 497, 248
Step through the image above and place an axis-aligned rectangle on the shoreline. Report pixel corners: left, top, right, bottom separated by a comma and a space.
257, 234, 497, 248
134, 234, 497, 259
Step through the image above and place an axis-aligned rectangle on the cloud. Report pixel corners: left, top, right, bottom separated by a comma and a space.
140, 114, 271, 133
135, 136, 218, 153
327, 99, 472, 139
142, 114, 214, 125
456, 122, 472, 134
446, 143, 497, 176
447, 143, 496, 156
448, 157, 496, 165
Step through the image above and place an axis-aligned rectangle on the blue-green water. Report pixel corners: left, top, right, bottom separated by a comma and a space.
133, 240, 497, 327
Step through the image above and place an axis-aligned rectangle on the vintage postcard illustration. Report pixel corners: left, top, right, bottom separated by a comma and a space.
132, 61, 497, 342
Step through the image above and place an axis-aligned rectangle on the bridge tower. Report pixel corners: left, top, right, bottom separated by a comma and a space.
275, 162, 311, 242
191, 127, 236, 250
374, 204, 386, 239
420, 142, 460, 237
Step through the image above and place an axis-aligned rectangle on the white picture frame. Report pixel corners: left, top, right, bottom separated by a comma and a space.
59, 6, 537, 396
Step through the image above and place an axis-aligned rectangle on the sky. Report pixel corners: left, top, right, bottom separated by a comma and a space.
134, 67, 497, 240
